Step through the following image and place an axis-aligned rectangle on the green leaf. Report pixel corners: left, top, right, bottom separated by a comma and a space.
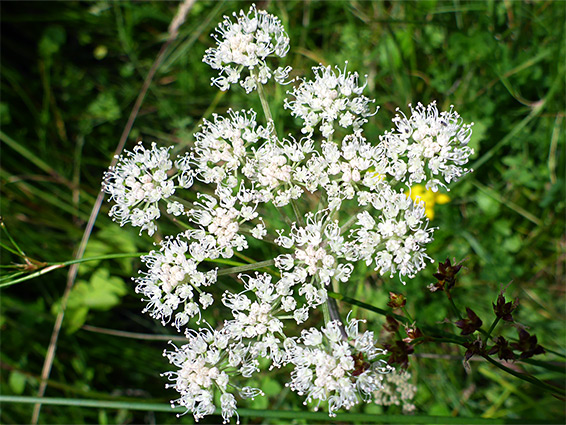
64, 306, 89, 335
262, 378, 282, 397
38, 26, 66, 58
71, 269, 127, 311
86, 92, 121, 122
79, 227, 138, 275
53, 268, 127, 333
468, 120, 487, 158
476, 192, 500, 216
9, 371, 27, 395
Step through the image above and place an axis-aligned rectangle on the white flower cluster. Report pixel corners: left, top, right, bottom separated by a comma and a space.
164, 304, 393, 422
193, 109, 273, 184
203, 4, 291, 93
374, 369, 417, 414
345, 183, 433, 279
102, 3, 475, 422
377, 101, 474, 191
285, 318, 393, 417
163, 326, 264, 424
135, 232, 218, 329
285, 63, 376, 138
103, 142, 192, 235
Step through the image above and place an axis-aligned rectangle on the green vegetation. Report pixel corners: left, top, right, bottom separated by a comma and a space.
1, 1, 564, 423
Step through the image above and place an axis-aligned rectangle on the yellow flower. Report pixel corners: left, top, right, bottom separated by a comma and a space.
406, 184, 450, 220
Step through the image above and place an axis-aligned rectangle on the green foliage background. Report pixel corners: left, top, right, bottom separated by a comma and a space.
1, 1, 564, 423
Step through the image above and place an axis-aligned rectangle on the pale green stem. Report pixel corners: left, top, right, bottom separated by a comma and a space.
321, 298, 331, 325
339, 204, 370, 235
290, 198, 304, 226
255, 74, 276, 132
216, 259, 276, 276
0, 253, 146, 289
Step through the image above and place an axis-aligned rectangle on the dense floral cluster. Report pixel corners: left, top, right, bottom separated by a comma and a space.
285, 318, 393, 416
103, 4, 473, 422
103, 142, 192, 235
285, 63, 376, 138
203, 4, 291, 92
374, 370, 418, 414
377, 102, 474, 191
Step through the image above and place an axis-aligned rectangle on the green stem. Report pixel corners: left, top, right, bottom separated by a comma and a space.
339, 204, 370, 235
481, 354, 565, 396
321, 299, 331, 325
445, 288, 463, 320
256, 76, 274, 122
216, 259, 276, 277
402, 306, 415, 323
0, 396, 553, 424
290, 198, 304, 226
0, 220, 26, 256
0, 253, 146, 289
254, 71, 279, 140
484, 316, 501, 343
47, 252, 146, 267
520, 358, 566, 373
330, 292, 564, 396
328, 291, 409, 324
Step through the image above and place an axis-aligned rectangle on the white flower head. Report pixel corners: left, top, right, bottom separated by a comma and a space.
163, 326, 262, 423
204, 4, 291, 92
285, 316, 392, 416
374, 369, 417, 414
285, 62, 377, 138
193, 109, 272, 184
102, 142, 192, 235
135, 233, 218, 328
378, 101, 474, 191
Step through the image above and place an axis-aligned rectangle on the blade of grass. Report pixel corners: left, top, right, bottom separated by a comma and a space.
471, 181, 541, 226
467, 71, 562, 173
0, 220, 26, 255
160, 1, 226, 72
3, 396, 558, 424
1, 170, 91, 221
81, 325, 187, 342
0, 252, 145, 289
0, 131, 73, 187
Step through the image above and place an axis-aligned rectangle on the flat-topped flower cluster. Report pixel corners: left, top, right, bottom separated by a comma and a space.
102, 4, 473, 422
